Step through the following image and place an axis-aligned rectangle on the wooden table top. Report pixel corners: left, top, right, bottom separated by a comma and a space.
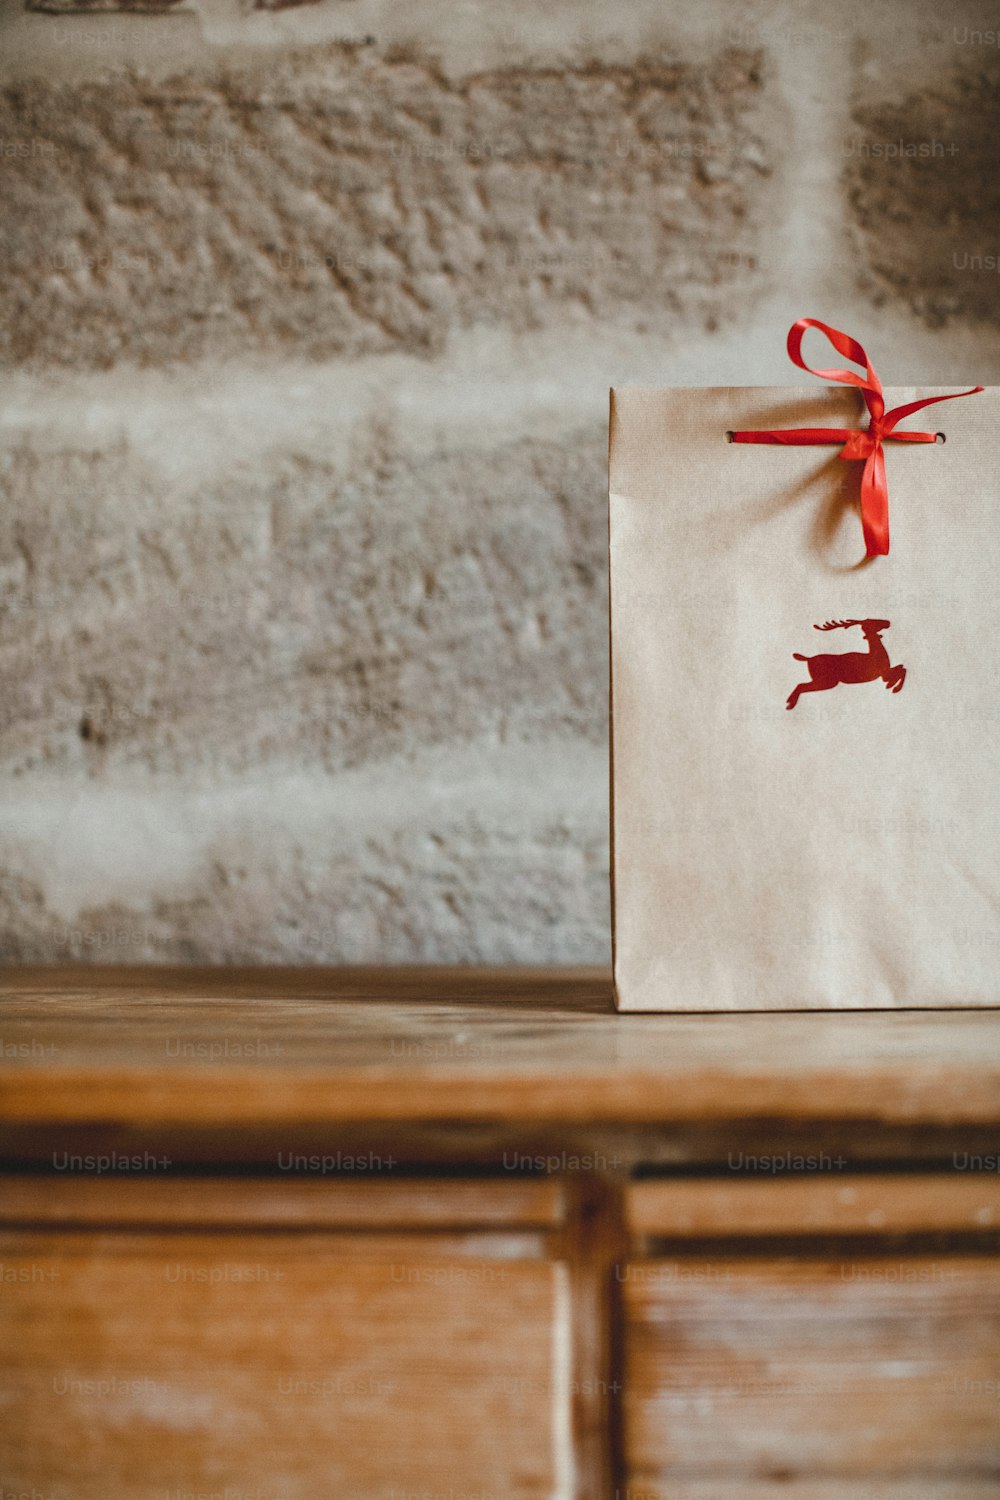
1, 966, 999, 1128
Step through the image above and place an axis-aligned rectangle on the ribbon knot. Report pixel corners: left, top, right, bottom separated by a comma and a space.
839, 428, 878, 461
730, 317, 983, 557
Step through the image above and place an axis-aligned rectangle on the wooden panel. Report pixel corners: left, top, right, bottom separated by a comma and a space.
0, 1229, 572, 1499
635, 1485, 1000, 1499
628, 1174, 1000, 1238
0, 1173, 564, 1229
3, 967, 1000, 1128
623, 1256, 1000, 1487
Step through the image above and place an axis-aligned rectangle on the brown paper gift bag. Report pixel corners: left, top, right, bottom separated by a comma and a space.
609, 319, 999, 1011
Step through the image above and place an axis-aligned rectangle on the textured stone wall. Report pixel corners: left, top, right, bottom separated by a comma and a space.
1, 48, 774, 367
1, 0, 998, 963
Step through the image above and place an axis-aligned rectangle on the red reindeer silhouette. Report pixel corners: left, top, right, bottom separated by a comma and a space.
786, 618, 905, 710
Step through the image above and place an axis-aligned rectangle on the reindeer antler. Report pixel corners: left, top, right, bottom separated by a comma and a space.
814, 619, 861, 632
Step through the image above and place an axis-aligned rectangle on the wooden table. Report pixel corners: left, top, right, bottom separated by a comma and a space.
2, 967, 999, 1498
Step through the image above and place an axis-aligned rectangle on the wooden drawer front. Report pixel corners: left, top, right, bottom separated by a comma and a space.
0, 1181, 572, 1499
623, 1256, 1000, 1497
627, 1174, 1000, 1239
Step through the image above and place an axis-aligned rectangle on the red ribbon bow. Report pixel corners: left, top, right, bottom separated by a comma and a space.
730, 317, 983, 557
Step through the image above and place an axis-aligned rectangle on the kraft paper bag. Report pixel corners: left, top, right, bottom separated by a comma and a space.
609, 322, 999, 1010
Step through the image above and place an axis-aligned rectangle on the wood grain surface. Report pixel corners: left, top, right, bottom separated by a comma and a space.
0, 1173, 565, 1229
0, 1225, 573, 1499
645, 1485, 1000, 1498
623, 1255, 1000, 1489
2, 969, 1000, 1499
628, 1173, 1000, 1238
2, 966, 1000, 1128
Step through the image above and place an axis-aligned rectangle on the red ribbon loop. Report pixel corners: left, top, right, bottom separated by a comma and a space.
731, 317, 983, 556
